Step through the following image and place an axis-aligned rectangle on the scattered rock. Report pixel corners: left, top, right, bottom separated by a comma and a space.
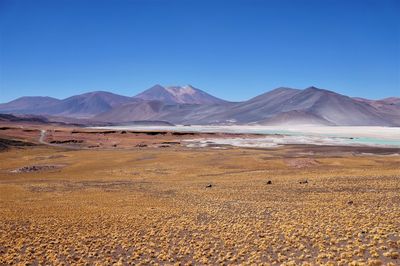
135, 144, 147, 147
158, 144, 171, 148
88, 145, 100, 148
299, 180, 308, 184
161, 141, 181, 145
266, 180, 272, 185
347, 200, 353, 205
205, 184, 213, 188
49, 139, 83, 144
11, 165, 63, 173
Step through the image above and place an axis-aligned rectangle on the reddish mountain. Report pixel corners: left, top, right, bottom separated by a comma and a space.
133, 84, 227, 104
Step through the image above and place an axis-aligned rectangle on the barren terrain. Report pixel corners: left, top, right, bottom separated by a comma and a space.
0, 123, 399, 265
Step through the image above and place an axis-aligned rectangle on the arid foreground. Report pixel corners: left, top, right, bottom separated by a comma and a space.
0, 125, 399, 265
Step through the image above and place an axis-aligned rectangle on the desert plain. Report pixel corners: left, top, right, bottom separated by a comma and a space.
0, 124, 399, 265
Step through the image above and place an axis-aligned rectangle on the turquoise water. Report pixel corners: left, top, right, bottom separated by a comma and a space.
343, 137, 400, 147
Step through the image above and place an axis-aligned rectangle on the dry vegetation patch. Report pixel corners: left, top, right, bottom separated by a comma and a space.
0, 145, 399, 265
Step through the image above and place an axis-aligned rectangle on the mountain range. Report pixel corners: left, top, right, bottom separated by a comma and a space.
1, 84, 399, 126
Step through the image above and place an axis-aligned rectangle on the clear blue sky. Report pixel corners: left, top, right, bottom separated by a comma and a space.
0, 0, 399, 102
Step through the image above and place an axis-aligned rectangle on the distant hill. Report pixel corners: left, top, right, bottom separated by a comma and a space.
258, 87, 390, 126
354, 97, 400, 107
0, 113, 49, 123
353, 97, 400, 126
40, 91, 135, 118
1, 85, 399, 126
0, 91, 135, 118
0, 96, 61, 114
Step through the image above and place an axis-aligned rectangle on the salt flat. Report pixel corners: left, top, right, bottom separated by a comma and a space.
93, 125, 400, 147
